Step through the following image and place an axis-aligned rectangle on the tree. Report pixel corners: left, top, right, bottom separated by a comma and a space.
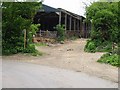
86, 2, 119, 43
2, 2, 42, 55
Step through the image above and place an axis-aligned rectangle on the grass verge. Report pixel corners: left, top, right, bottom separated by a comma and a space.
35, 42, 47, 46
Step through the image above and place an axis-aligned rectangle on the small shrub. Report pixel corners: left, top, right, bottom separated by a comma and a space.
54, 24, 65, 42
23, 44, 36, 53
23, 44, 43, 56
97, 53, 120, 67
84, 40, 96, 53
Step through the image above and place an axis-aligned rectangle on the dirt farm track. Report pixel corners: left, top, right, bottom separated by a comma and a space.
3, 39, 118, 83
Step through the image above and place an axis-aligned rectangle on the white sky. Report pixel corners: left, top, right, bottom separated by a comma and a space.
43, 0, 98, 17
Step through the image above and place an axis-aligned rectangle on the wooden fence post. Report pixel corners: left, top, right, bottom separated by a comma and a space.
24, 29, 26, 49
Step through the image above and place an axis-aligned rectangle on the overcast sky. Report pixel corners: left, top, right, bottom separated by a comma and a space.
43, 0, 98, 17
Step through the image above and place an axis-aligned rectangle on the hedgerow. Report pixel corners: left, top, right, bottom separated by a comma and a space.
84, 2, 119, 66
2, 2, 41, 55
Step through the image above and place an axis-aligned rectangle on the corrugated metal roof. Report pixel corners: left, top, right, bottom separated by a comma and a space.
38, 4, 60, 12
38, 4, 85, 19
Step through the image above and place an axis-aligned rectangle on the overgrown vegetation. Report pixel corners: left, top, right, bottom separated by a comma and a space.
97, 53, 120, 67
84, 39, 113, 53
84, 2, 119, 67
2, 2, 42, 55
54, 24, 66, 42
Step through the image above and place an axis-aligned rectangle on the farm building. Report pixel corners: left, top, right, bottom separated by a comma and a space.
33, 4, 90, 40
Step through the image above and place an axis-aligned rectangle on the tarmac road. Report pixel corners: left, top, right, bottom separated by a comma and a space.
2, 60, 118, 88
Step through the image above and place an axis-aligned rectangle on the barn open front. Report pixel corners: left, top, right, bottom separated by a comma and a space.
33, 4, 90, 42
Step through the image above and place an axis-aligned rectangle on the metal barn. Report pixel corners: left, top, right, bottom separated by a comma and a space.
34, 4, 90, 38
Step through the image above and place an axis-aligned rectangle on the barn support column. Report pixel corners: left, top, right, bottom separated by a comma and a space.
74, 18, 76, 31
85, 21, 87, 38
79, 20, 81, 32
65, 14, 67, 32
78, 18, 80, 37
77, 19, 79, 37
69, 16, 72, 31
79, 20, 81, 37
59, 11, 62, 25
77, 19, 79, 31
80, 17, 82, 37
82, 22, 85, 38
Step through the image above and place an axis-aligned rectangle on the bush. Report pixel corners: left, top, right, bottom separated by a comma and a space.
84, 39, 113, 53
2, 43, 39, 56
97, 53, 120, 67
2, 2, 41, 55
3, 49, 18, 55
84, 40, 96, 53
54, 24, 65, 42
23, 44, 43, 56
96, 41, 112, 52
23, 44, 36, 53
84, 2, 119, 67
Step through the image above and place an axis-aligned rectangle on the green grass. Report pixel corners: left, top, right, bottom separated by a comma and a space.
35, 42, 47, 46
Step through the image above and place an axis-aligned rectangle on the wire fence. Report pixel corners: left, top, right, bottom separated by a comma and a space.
36, 30, 57, 39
